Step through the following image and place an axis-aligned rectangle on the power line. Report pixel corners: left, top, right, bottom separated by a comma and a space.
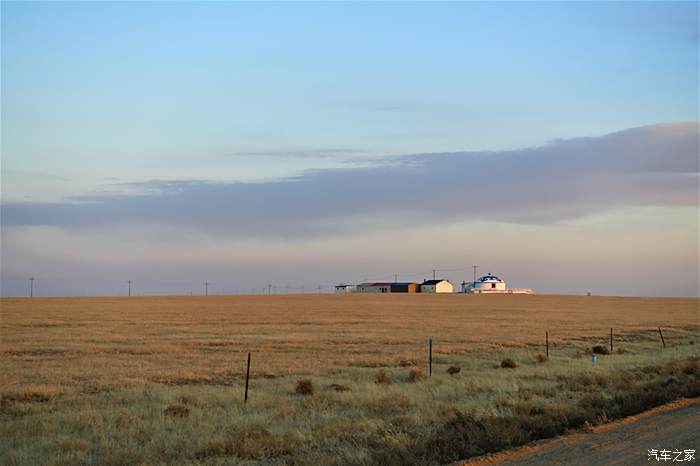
6, 266, 482, 297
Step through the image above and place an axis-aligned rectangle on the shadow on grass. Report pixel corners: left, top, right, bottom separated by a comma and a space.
372, 356, 699, 465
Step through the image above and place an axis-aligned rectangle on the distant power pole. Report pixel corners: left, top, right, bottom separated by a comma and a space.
204, 282, 209, 296
472, 265, 478, 288
317, 284, 322, 293
267, 283, 272, 295
128, 280, 132, 297
29, 277, 35, 298
432, 269, 436, 280
394, 273, 398, 283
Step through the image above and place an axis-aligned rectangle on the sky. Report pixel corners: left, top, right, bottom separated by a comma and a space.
1, 1, 698, 297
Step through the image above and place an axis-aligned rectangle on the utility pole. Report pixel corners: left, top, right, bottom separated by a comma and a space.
472, 265, 478, 288
128, 280, 132, 297
317, 284, 322, 293
432, 269, 436, 280
204, 281, 209, 296
29, 277, 35, 298
394, 273, 398, 283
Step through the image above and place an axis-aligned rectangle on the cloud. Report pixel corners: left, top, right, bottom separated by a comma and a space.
230, 148, 364, 158
2, 122, 698, 238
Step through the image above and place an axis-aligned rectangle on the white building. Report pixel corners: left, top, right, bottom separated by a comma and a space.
462, 273, 533, 294
420, 279, 454, 293
335, 284, 357, 293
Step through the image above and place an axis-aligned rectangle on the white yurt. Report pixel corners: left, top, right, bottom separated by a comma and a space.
463, 273, 506, 293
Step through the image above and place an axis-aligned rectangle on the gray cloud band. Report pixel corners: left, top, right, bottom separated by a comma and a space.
2, 122, 698, 237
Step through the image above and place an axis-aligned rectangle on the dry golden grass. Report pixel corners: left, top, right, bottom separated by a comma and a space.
1, 294, 696, 392
0, 294, 697, 465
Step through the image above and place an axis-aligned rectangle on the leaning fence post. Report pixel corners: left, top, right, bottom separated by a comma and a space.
244, 352, 251, 403
429, 339, 432, 377
658, 327, 666, 349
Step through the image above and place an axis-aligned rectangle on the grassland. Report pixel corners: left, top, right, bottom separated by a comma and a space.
1, 294, 698, 465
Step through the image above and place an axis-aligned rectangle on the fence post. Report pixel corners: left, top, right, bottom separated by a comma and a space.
610, 328, 613, 354
429, 339, 432, 377
658, 327, 666, 349
244, 352, 251, 403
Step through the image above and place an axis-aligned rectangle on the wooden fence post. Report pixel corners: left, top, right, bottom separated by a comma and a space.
429, 339, 432, 377
610, 328, 613, 354
244, 352, 251, 403
658, 327, 666, 349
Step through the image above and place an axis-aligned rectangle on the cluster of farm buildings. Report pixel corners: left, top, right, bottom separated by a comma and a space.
335, 274, 533, 294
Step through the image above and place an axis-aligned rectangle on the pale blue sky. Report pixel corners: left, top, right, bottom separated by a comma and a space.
2, 1, 698, 199
1, 2, 698, 296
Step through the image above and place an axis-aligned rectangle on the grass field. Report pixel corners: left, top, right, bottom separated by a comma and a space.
1, 294, 698, 465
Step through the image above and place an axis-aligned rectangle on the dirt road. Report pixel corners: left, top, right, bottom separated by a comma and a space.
464, 398, 699, 466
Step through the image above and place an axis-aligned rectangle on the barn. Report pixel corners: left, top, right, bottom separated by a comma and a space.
420, 279, 454, 293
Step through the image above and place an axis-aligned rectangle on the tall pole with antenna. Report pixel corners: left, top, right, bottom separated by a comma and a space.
128, 280, 132, 297
204, 281, 209, 296
29, 277, 35, 298
472, 265, 478, 289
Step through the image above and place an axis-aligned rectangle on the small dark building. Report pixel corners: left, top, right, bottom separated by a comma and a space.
390, 282, 419, 293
